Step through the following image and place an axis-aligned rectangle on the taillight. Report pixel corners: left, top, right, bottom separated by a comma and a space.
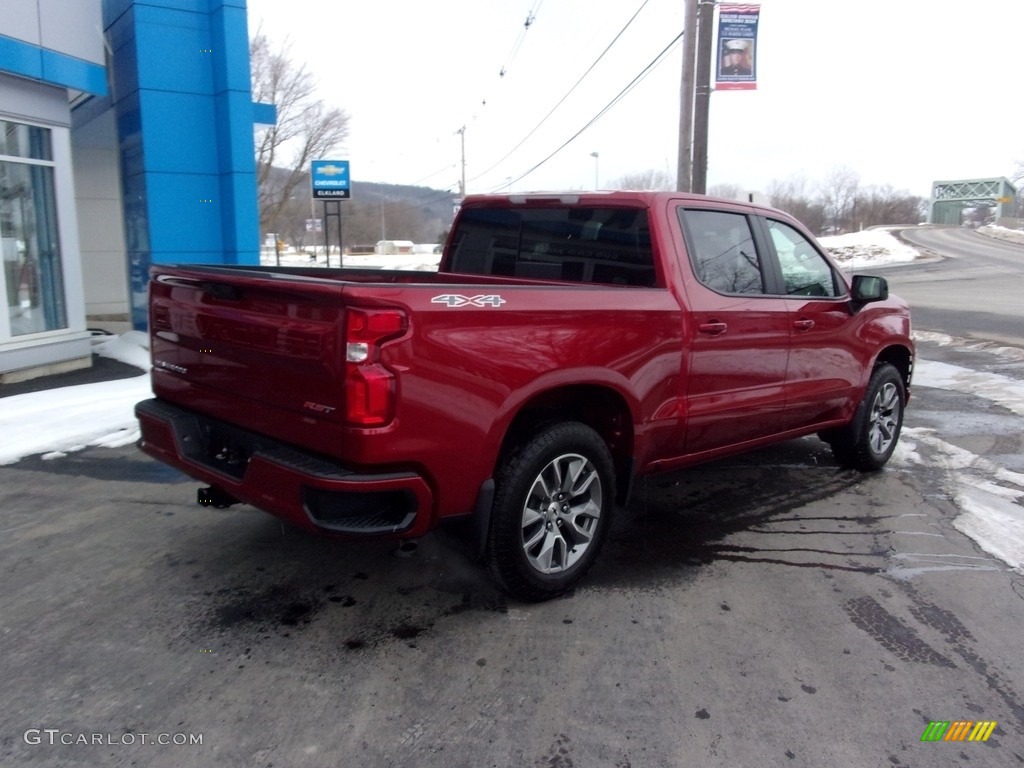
344, 307, 406, 426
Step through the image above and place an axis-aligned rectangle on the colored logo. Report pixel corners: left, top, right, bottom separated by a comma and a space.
316, 164, 347, 177
921, 721, 997, 742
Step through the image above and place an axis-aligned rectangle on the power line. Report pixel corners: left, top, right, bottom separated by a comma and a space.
334, 25, 685, 228
469, 0, 653, 184
498, 0, 545, 78
487, 28, 686, 192
414, 2, 547, 191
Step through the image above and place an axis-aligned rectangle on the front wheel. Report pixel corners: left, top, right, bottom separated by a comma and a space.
485, 422, 615, 601
825, 363, 906, 471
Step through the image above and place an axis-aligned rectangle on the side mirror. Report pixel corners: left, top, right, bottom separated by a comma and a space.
851, 274, 888, 303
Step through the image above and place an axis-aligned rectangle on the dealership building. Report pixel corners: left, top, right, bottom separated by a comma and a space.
0, 0, 267, 381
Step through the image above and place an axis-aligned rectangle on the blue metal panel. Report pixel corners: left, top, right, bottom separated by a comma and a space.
103, 9, 140, 95
0, 34, 108, 95
102, 0, 136, 24
218, 172, 260, 263
40, 50, 109, 95
208, 0, 260, 268
103, 0, 263, 328
212, 89, 257, 169
146, 172, 225, 259
0, 34, 43, 80
252, 101, 276, 126
143, 0, 210, 12
140, 91, 219, 173
209, 2, 251, 94
133, 5, 214, 94
103, 3, 136, 54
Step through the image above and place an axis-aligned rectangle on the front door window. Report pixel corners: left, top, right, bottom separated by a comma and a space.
767, 219, 841, 297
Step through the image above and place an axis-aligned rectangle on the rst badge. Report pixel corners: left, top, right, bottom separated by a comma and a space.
431, 294, 506, 308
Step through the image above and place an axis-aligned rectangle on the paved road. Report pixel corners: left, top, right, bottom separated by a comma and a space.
1, 229, 1023, 767
888, 226, 1024, 345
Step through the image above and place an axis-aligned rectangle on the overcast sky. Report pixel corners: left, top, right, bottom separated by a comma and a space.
245, 0, 1024, 198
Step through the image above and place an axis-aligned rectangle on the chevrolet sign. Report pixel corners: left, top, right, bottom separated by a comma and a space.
312, 160, 351, 200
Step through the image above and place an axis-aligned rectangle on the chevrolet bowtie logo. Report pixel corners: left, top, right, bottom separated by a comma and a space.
317, 164, 346, 177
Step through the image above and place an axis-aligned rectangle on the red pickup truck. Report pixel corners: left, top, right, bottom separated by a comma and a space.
136, 191, 913, 600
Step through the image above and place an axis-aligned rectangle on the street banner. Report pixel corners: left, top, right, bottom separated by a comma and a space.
716, 3, 760, 91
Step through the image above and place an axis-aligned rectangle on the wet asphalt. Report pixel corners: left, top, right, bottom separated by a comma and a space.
1, 340, 1022, 766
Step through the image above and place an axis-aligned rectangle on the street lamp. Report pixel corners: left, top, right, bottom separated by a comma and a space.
590, 151, 599, 188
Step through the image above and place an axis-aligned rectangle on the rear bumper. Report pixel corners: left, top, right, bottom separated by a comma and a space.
135, 398, 434, 537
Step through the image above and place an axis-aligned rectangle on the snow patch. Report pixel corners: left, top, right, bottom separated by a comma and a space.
92, 331, 152, 370
901, 427, 1024, 573
914, 359, 1024, 417
912, 330, 1024, 364
818, 228, 920, 269
1, 333, 152, 465
952, 484, 1024, 571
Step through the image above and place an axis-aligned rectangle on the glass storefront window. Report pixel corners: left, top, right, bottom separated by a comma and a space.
1, 120, 66, 336
0, 121, 53, 161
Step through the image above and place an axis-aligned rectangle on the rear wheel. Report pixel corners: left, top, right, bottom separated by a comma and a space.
826, 363, 905, 471
486, 422, 615, 601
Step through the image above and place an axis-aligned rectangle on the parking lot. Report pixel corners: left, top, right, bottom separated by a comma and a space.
2, 227, 1022, 767
2, 343, 1022, 767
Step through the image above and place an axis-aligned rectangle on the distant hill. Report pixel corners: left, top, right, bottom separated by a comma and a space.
261, 166, 459, 247
345, 181, 459, 245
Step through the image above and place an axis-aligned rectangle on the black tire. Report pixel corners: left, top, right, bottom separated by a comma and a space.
485, 422, 615, 601
826, 363, 906, 471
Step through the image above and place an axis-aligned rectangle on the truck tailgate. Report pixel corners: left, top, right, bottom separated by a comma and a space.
148, 268, 350, 432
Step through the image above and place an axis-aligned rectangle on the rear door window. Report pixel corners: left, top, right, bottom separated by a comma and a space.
678, 209, 765, 295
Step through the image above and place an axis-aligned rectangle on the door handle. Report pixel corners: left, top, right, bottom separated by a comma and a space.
698, 322, 728, 336
793, 318, 815, 331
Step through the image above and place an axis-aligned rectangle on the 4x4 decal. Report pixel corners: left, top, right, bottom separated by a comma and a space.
431, 294, 506, 308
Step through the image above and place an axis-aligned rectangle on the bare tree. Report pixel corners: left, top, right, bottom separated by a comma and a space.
705, 183, 739, 200
854, 185, 926, 227
610, 169, 673, 190
820, 167, 860, 232
767, 175, 827, 234
250, 33, 350, 234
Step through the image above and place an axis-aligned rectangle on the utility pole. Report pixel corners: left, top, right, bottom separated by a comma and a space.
677, 0, 698, 192
457, 126, 466, 198
691, 0, 715, 194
